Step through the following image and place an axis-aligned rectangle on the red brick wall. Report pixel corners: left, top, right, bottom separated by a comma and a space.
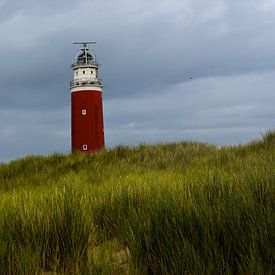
71, 90, 104, 152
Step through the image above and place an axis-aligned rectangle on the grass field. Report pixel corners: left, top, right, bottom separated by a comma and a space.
0, 131, 274, 274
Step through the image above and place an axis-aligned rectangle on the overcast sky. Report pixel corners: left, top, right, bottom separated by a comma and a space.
0, 0, 275, 162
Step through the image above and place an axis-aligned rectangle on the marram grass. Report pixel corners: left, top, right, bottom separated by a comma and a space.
0, 131, 274, 274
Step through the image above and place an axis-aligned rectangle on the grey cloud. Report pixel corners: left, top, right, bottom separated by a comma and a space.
0, 0, 77, 24
104, 71, 275, 146
0, 109, 70, 162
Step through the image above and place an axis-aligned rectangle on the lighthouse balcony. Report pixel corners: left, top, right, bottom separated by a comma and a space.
71, 62, 99, 69
70, 79, 102, 88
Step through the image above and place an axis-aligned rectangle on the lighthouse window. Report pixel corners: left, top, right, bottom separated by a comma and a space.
75, 72, 78, 75
90, 71, 93, 74
82, 109, 87, 115
83, 71, 85, 74
83, 144, 88, 151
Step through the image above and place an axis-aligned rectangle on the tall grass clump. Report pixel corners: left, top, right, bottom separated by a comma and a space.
0, 183, 96, 274
0, 131, 274, 274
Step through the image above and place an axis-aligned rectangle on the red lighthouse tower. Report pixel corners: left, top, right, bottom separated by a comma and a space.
70, 42, 104, 152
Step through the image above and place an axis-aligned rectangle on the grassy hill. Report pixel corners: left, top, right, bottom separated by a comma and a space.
0, 131, 274, 274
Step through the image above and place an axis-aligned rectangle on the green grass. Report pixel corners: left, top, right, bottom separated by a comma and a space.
0, 131, 274, 274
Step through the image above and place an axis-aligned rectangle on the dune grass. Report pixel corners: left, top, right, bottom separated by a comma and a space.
0, 131, 274, 274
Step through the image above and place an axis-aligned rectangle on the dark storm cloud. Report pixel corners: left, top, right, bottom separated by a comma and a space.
0, 0, 274, 161
2, 0, 275, 102
0, 31, 73, 110
98, 0, 275, 97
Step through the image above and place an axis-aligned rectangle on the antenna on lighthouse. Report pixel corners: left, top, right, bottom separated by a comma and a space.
72, 42, 96, 44
73, 42, 96, 48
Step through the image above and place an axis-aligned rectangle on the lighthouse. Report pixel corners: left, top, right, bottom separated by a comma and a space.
70, 42, 105, 152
